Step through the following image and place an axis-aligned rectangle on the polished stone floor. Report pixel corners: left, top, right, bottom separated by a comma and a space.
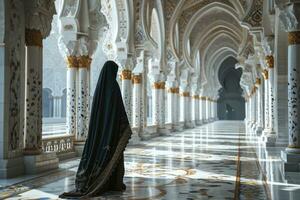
1, 121, 300, 199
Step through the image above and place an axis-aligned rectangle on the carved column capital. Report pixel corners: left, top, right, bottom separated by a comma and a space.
25, 0, 56, 39
277, 2, 300, 31
265, 55, 274, 69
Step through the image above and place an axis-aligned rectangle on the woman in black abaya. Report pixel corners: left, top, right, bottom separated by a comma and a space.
60, 61, 132, 199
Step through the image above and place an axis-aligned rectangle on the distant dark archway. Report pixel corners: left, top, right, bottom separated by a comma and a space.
217, 57, 245, 120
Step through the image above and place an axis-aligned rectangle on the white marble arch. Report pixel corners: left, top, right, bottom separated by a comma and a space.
202, 35, 239, 75
182, 2, 241, 69
168, 0, 245, 62
144, 0, 166, 69
191, 21, 243, 59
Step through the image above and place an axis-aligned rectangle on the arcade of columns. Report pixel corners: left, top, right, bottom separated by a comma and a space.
1, 0, 300, 178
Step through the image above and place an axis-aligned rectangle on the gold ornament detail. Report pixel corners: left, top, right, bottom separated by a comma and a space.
66, 56, 78, 68
121, 70, 132, 80
288, 31, 300, 45
168, 87, 179, 94
262, 69, 269, 80
153, 82, 165, 89
265, 55, 274, 69
200, 96, 207, 100
255, 78, 261, 85
251, 86, 257, 96
25, 29, 43, 47
192, 95, 199, 99
78, 56, 92, 68
180, 92, 190, 97
132, 75, 142, 84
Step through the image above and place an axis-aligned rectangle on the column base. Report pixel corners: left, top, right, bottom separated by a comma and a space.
128, 128, 141, 145
184, 121, 194, 128
173, 124, 184, 131
196, 120, 202, 126
74, 141, 85, 156
0, 157, 24, 178
141, 125, 159, 140
255, 126, 263, 136
158, 127, 171, 135
262, 130, 277, 146
24, 152, 58, 174
281, 148, 300, 172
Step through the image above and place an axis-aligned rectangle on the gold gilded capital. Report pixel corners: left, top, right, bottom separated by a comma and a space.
66, 56, 78, 68
25, 29, 43, 47
200, 96, 207, 100
78, 56, 92, 68
192, 95, 199, 99
288, 31, 300, 45
180, 92, 190, 97
153, 82, 165, 89
265, 55, 274, 69
132, 75, 142, 84
121, 70, 132, 80
168, 87, 179, 94
262, 69, 269, 80
255, 78, 261, 85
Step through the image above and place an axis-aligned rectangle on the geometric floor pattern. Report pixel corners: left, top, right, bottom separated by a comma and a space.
0, 121, 298, 199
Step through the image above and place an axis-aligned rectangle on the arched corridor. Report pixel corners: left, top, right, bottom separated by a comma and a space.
1, 0, 300, 199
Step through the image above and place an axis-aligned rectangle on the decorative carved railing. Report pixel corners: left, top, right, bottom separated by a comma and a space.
42, 134, 74, 154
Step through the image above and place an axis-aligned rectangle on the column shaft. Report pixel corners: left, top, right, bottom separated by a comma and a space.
121, 70, 132, 125
76, 56, 91, 141
66, 57, 77, 136
132, 75, 142, 128
287, 31, 300, 150
24, 29, 43, 154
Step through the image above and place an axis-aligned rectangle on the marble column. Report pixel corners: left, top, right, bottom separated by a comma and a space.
200, 97, 207, 123
179, 90, 186, 124
0, 0, 25, 178
206, 97, 210, 122
152, 81, 168, 134
120, 69, 132, 125
181, 91, 192, 128
132, 74, 142, 128
262, 69, 270, 134
199, 97, 203, 124
66, 56, 77, 136
255, 78, 263, 135
152, 82, 162, 126
131, 74, 142, 143
281, 29, 300, 171
250, 87, 257, 132
262, 56, 277, 145
191, 94, 199, 126
167, 87, 180, 130
53, 96, 62, 118
76, 56, 91, 141
24, 29, 43, 155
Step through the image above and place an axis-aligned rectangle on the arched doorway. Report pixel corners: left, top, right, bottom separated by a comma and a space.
217, 57, 245, 120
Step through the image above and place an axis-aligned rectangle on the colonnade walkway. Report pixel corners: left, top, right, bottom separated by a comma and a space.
1, 121, 300, 199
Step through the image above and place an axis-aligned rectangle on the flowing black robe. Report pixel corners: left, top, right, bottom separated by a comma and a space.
60, 61, 132, 199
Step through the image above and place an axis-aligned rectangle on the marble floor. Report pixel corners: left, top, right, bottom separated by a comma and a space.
1, 121, 300, 199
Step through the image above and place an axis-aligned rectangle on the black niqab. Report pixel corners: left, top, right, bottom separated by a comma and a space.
60, 60, 132, 199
